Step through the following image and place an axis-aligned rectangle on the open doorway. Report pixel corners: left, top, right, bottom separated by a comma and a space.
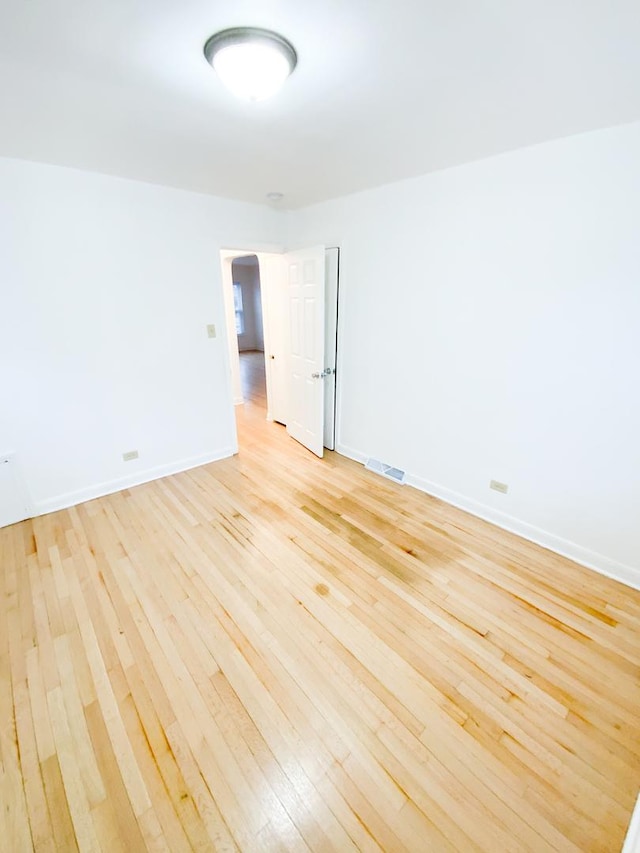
231, 255, 267, 411
220, 246, 340, 455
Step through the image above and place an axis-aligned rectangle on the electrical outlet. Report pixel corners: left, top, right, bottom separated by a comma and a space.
490, 479, 508, 494
206, 324, 216, 339
122, 450, 139, 462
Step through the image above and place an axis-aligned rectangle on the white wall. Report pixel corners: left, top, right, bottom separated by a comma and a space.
288, 121, 640, 586
0, 157, 280, 515
253, 278, 264, 352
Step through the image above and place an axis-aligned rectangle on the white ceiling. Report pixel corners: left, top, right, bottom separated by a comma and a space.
2, 1, 640, 208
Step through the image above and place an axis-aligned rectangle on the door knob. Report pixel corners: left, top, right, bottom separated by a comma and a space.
312, 367, 334, 379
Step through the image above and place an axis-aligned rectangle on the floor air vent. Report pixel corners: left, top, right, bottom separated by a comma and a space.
364, 458, 406, 485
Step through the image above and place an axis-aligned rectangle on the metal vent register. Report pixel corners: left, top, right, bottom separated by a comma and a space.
364, 458, 406, 485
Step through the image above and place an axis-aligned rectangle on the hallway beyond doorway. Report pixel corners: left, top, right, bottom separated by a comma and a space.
239, 350, 266, 410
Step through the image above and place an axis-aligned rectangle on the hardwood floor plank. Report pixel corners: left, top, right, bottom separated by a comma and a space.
83, 697, 148, 852
46, 685, 102, 851
40, 754, 79, 852
1, 529, 35, 852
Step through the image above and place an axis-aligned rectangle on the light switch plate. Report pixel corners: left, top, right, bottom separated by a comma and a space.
207, 324, 216, 339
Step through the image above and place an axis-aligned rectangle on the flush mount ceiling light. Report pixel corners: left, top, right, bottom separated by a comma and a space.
203, 27, 297, 101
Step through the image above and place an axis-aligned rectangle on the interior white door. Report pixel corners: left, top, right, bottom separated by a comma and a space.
286, 246, 326, 457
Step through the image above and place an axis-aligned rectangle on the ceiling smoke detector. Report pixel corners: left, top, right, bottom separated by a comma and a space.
203, 27, 297, 101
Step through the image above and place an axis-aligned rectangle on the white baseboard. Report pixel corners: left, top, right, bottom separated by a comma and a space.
336, 443, 367, 465
335, 443, 640, 592
33, 448, 236, 517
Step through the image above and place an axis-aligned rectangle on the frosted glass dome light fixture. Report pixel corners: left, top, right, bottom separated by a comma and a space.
204, 27, 297, 101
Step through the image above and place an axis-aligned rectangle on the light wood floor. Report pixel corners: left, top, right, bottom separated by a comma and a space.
239, 350, 266, 410
2, 388, 640, 851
